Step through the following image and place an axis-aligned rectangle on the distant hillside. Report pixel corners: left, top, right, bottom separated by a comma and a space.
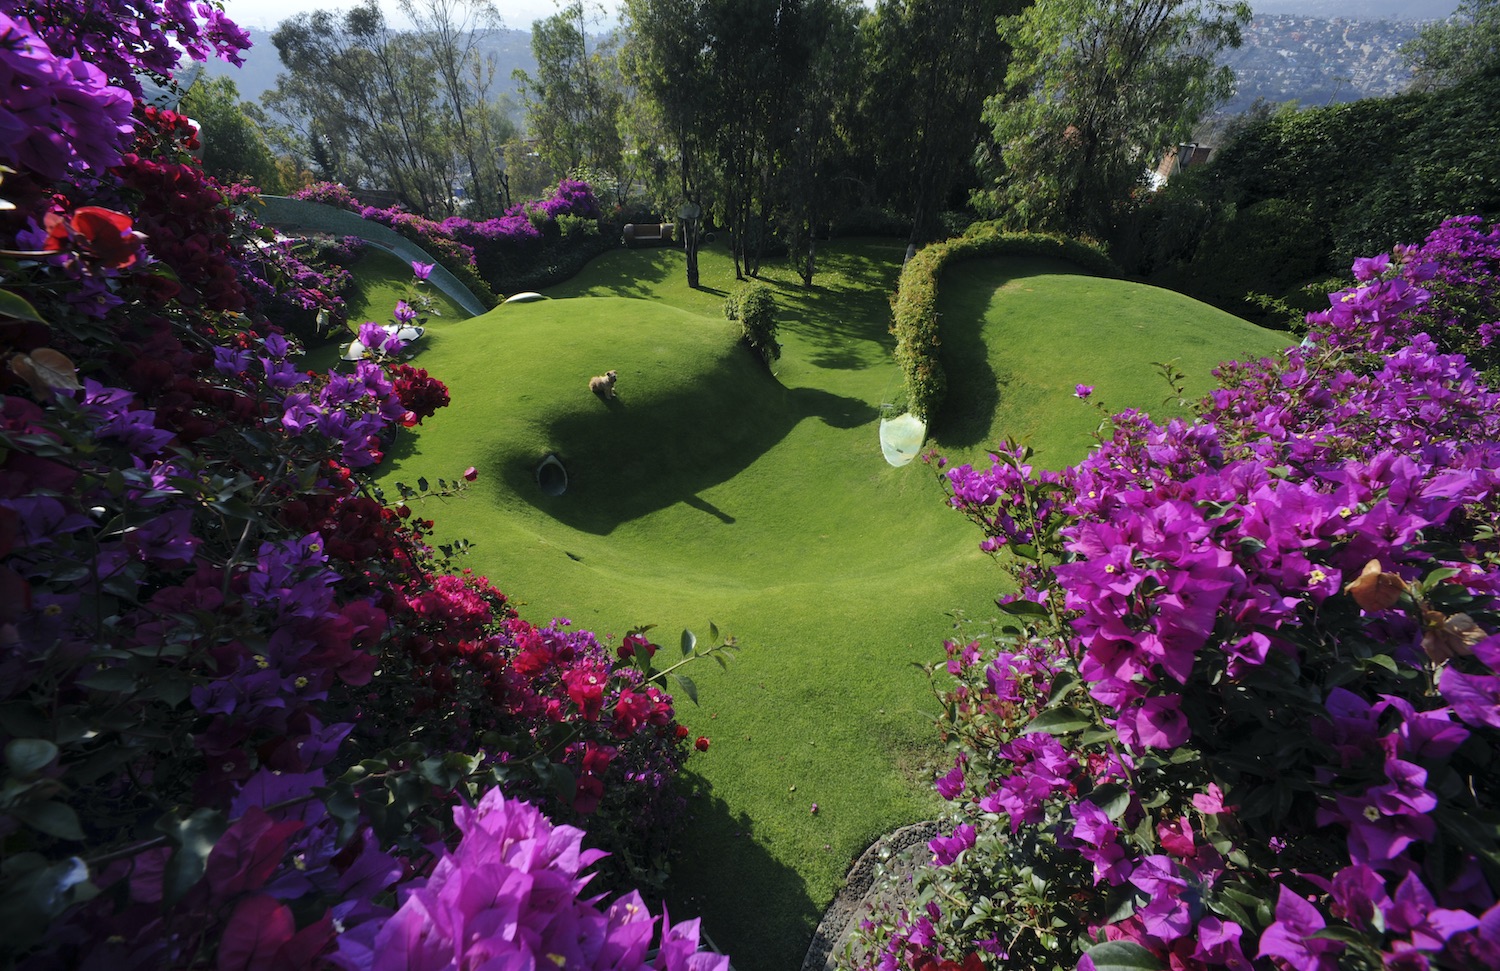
1251, 0, 1456, 19
1217, 14, 1421, 115
198, 25, 538, 124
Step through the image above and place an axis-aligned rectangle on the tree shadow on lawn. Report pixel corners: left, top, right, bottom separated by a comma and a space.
668, 775, 821, 971
759, 278, 900, 373
493, 380, 876, 536
546, 246, 681, 300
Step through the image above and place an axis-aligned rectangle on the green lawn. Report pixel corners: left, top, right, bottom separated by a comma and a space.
374, 239, 1291, 971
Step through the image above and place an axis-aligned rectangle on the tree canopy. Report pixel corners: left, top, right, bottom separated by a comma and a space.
1404, 0, 1500, 88
978, 0, 1249, 239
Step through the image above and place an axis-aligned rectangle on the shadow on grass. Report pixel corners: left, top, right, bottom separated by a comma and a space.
493, 372, 875, 535
668, 775, 820, 971
545, 247, 680, 300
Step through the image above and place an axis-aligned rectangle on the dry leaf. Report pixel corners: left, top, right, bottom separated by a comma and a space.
1343, 559, 1408, 612
10, 348, 82, 394
1423, 610, 1485, 662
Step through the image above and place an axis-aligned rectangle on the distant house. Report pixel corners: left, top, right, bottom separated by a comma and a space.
1150, 143, 1215, 189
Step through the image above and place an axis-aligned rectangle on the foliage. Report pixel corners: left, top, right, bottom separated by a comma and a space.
891, 224, 1120, 422
293, 176, 607, 297
265, 0, 512, 219
0, 6, 728, 967
845, 217, 1500, 970
724, 280, 781, 368
514, 1, 632, 208
857, 0, 1019, 246
1404, 0, 1500, 89
977, 0, 1249, 240
1150, 75, 1500, 312
181, 75, 286, 193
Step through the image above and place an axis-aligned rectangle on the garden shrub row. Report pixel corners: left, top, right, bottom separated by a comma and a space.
891, 223, 1119, 422
1137, 72, 1500, 319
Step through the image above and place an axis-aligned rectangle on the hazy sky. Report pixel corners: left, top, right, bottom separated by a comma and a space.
219, 0, 625, 31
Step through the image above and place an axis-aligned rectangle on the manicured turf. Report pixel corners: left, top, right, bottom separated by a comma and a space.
374, 239, 1291, 971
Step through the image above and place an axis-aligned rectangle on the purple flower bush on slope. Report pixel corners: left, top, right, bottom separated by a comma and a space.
0, 4, 727, 969
847, 218, 1500, 971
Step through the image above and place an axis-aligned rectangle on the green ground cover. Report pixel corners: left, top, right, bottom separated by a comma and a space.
373, 239, 1291, 970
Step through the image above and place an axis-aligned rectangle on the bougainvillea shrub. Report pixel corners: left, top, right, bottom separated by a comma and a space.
1, 4, 725, 967
845, 218, 1500, 971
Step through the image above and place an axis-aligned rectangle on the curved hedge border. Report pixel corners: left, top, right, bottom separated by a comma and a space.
892, 223, 1120, 422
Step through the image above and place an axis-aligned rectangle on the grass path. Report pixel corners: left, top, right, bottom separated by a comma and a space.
374, 239, 1291, 970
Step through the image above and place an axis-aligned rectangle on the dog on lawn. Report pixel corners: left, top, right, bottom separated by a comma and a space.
589, 369, 618, 400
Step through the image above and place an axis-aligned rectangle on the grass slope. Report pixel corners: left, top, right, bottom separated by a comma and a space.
375, 239, 1291, 971
936, 257, 1293, 463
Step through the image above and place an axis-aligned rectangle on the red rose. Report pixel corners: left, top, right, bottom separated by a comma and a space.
694, 736, 710, 752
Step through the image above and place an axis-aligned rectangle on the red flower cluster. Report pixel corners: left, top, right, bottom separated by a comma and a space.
41, 205, 144, 268
390, 363, 450, 425
115, 155, 244, 311
134, 104, 199, 158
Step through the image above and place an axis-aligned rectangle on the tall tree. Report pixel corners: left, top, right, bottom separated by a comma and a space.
265, 0, 514, 217
514, 2, 629, 205
773, 0, 863, 285
182, 76, 287, 193
858, 0, 1020, 255
1404, 0, 1500, 89
624, 0, 821, 281
979, 0, 1249, 239
400, 0, 508, 214
621, 0, 716, 286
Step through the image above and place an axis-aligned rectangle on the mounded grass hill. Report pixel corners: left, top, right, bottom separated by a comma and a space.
374, 238, 1291, 971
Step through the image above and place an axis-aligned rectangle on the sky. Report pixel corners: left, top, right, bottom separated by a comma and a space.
219, 0, 624, 31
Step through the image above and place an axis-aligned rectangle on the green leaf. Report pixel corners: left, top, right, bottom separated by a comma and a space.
158, 807, 228, 908
0, 289, 46, 324
673, 673, 699, 706
78, 668, 138, 692
680, 629, 697, 656
5, 738, 58, 778
548, 762, 576, 804
1046, 671, 1079, 707
708, 621, 720, 642
1024, 706, 1092, 735
1081, 940, 1165, 971
1310, 926, 1368, 943
11, 801, 85, 840
998, 598, 1048, 617
1088, 782, 1132, 821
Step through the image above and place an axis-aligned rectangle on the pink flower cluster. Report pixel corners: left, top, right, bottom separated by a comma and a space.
853, 218, 1500, 971
332, 790, 729, 971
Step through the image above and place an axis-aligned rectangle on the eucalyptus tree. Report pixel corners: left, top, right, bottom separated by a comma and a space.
266, 0, 514, 216
621, 0, 715, 286
979, 0, 1249, 239
400, 0, 509, 213
774, 0, 864, 285
514, 2, 630, 206
623, 0, 825, 283
857, 0, 1021, 255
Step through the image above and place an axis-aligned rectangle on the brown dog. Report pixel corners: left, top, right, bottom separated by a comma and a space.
589, 370, 618, 399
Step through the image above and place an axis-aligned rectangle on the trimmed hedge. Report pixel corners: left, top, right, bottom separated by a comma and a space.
891, 222, 1119, 422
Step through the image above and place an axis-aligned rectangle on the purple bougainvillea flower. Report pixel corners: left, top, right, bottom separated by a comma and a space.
1259, 885, 1344, 971
928, 823, 976, 866
410, 260, 433, 281
935, 759, 965, 800
1074, 384, 1094, 399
